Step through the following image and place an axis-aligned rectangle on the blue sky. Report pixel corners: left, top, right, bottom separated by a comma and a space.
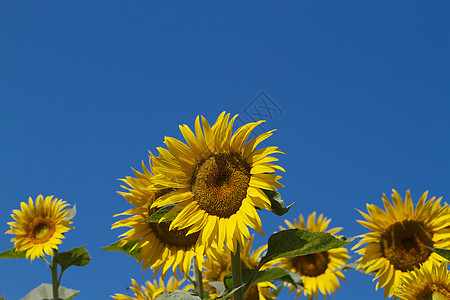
1, 1, 449, 299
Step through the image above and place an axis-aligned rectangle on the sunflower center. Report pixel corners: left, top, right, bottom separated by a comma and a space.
292, 251, 330, 277
419, 284, 450, 300
243, 284, 260, 300
380, 220, 433, 272
28, 217, 55, 244
148, 208, 199, 249
34, 223, 49, 239
191, 152, 251, 218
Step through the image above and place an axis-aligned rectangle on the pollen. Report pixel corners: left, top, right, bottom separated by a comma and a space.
191, 152, 251, 218
292, 252, 330, 277
380, 220, 433, 272
28, 217, 56, 244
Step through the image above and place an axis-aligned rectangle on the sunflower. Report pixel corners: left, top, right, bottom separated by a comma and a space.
394, 262, 450, 300
111, 277, 188, 300
277, 212, 349, 300
112, 160, 205, 279
148, 112, 285, 254
353, 189, 450, 298
204, 235, 277, 300
6, 195, 73, 262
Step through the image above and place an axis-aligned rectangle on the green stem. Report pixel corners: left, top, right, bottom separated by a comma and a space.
51, 250, 59, 300
231, 242, 244, 300
193, 260, 204, 299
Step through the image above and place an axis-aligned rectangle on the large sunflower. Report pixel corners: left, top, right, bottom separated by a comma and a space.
204, 235, 277, 300
6, 195, 73, 262
394, 262, 450, 300
112, 160, 205, 279
111, 277, 188, 300
353, 189, 450, 298
149, 112, 285, 253
277, 212, 349, 300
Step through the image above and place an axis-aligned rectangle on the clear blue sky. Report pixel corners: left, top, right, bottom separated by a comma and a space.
1, 1, 449, 299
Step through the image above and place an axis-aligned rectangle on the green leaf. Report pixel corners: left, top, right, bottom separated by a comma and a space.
221, 285, 246, 300
102, 241, 140, 260
426, 246, 450, 261
153, 291, 201, 300
207, 282, 226, 297
65, 293, 79, 300
262, 189, 293, 216
54, 246, 90, 274
223, 267, 302, 292
21, 283, 79, 300
65, 204, 76, 221
144, 204, 178, 223
331, 262, 377, 276
269, 285, 284, 297
0, 248, 26, 259
263, 268, 303, 291
331, 262, 360, 272
260, 229, 354, 266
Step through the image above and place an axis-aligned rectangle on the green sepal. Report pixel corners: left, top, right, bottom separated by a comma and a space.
54, 245, 90, 274
260, 229, 354, 267
425, 246, 450, 261
102, 241, 140, 259
0, 248, 27, 259
153, 291, 201, 299
21, 283, 79, 300
65, 204, 77, 221
144, 204, 178, 223
262, 189, 293, 216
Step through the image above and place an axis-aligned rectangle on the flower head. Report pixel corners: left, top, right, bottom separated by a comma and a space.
149, 112, 285, 253
395, 262, 450, 300
112, 160, 204, 279
6, 195, 73, 262
353, 189, 450, 298
111, 277, 188, 300
277, 212, 349, 300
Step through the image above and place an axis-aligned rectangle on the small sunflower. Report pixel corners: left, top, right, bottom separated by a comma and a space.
6, 195, 73, 262
204, 235, 277, 300
112, 160, 205, 279
111, 277, 188, 300
277, 212, 349, 300
395, 262, 450, 300
149, 112, 285, 253
353, 189, 450, 298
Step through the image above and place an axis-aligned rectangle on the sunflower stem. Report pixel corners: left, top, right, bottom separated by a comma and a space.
51, 250, 59, 300
194, 260, 204, 299
231, 242, 244, 300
